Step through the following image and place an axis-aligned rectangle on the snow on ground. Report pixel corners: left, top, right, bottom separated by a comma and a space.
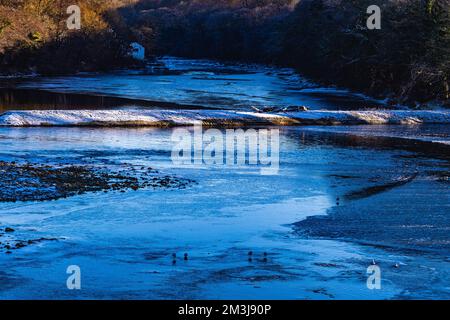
1, 109, 450, 127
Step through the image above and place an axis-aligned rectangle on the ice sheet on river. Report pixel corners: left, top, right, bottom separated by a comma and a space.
1, 109, 450, 126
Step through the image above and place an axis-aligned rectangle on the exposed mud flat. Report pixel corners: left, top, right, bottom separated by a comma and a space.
0, 160, 194, 202
345, 173, 419, 200
294, 171, 450, 252
292, 126, 450, 254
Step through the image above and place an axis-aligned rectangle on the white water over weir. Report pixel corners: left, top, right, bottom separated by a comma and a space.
0, 109, 449, 127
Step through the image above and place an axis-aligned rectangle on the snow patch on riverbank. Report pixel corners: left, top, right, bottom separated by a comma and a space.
0, 109, 449, 127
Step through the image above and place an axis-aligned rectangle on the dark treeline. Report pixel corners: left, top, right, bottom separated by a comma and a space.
0, 0, 449, 106
119, 0, 449, 106
118, 0, 296, 61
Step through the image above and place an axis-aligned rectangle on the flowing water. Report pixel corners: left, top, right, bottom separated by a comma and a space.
0, 57, 386, 112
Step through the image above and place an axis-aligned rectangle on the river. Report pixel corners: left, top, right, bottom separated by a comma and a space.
0, 57, 448, 299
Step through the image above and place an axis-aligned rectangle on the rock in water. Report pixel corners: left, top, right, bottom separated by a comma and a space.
129, 42, 145, 61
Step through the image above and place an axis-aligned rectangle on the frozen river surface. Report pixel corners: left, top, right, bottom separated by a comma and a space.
0, 126, 449, 299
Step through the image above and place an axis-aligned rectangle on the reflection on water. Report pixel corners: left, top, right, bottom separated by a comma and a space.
286, 125, 450, 161
0, 88, 209, 112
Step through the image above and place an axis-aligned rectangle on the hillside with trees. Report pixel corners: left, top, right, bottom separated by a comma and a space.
0, 0, 138, 74
0, 0, 449, 106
